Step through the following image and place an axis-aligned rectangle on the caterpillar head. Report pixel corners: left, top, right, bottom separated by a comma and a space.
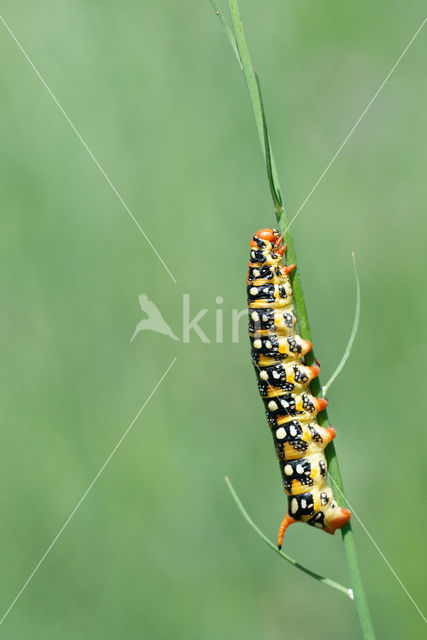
250, 228, 286, 258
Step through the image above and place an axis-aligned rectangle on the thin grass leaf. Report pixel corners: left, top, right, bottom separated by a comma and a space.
208, 0, 242, 66
323, 252, 361, 397
254, 71, 283, 214
212, 2, 376, 637
226, 0, 286, 228
225, 477, 353, 600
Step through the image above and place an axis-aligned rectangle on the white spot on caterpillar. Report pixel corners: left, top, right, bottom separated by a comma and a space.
276, 427, 286, 439
253, 269, 260, 277
268, 400, 278, 411
265, 340, 272, 349
314, 522, 323, 528
301, 499, 307, 509
259, 370, 269, 380
291, 498, 298, 514
280, 399, 289, 408
253, 339, 262, 349
249, 287, 258, 295
262, 314, 268, 322
251, 251, 256, 259
272, 370, 280, 379
289, 425, 297, 436
296, 464, 304, 475
251, 311, 260, 321
284, 464, 293, 476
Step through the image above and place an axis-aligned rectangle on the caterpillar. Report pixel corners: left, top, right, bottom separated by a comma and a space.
247, 228, 351, 548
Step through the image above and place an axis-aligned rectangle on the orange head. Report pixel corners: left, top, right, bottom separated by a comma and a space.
250, 229, 286, 258
251, 228, 276, 245
250, 228, 281, 248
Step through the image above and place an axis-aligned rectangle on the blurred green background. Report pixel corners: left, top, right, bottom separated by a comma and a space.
1, 1, 426, 638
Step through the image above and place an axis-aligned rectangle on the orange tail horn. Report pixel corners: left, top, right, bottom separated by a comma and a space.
278, 513, 296, 549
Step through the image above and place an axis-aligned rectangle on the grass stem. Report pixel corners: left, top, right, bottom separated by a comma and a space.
322, 252, 361, 397
211, 1, 376, 637
225, 477, 353, 600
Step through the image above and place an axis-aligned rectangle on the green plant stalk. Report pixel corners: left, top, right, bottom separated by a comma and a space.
222, 1, 376, 637
322, 252, 361, 397
225, 477, 353, 600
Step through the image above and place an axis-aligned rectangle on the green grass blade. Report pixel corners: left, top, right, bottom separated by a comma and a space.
212, 2, 376, 636
208, 0, 242, 66
323, 251, 361, 397
225, 477, 353, 600
254, 71, 284, 213
226, 0, 286, 227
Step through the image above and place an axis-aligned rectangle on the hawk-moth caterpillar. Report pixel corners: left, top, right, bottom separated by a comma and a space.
247, 228, 351, 548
